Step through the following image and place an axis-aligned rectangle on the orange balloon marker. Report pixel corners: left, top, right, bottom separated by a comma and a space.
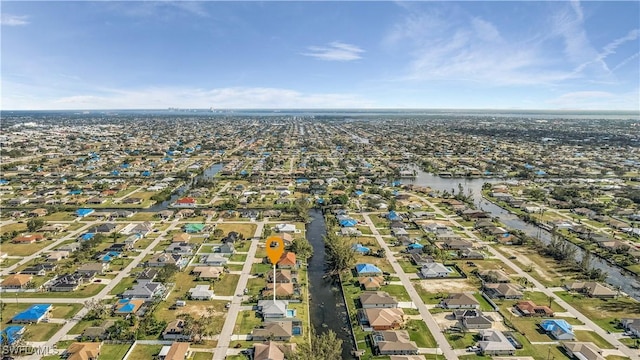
265, 236, 285, 265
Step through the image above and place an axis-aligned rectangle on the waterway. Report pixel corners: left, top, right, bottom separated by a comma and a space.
402, 168, 640, 300
306, 208, 355, 359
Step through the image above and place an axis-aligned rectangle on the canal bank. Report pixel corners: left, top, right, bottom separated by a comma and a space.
402, 168, 640, 300
305, 208, 355, 359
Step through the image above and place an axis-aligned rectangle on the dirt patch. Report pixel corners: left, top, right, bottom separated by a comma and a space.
418, 279, 477, 293
431, 312, 459, 330
498, 246, 555, 282
177, 304, 224, 318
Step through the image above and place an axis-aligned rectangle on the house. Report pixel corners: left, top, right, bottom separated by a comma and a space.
65, 342, 101, 360
1, 274, 33, 289
460, 248, 485, 259
251, 321, 294, 341
355, 263, 383, 277
562, 342, 605, 360
163, 319, 190, 340
77, 262, 109, 275
222, 231, 241, 244
136, 268, 159, 284
113, 299, 145, 315
257, 299, 290, 319
419, 263, 452, 278
158, 341, 190, 360
454, 309, 493, 329
86, 223, 117, 234
165, 242, 196, 255
540, 319, 575, 340
478, 269, 511, 283
192, 266, 224, 280
21, 263, 56, 276
29, 208, 48, 217
359, 308, 405, 330
11, 304, 51, 323
188, 285, 214, 300
201, 254, 228, 266
253, 341, 296, 360
358, 276, 384, 291
148, 253, 187, 269
477, 329, 516, 356
371, 330, 419, 356
121, 282, 166, 301
217, 243, 235, 255
410, 254, 434, 267
274, 223, 298, 233
277, 252, 297, 269
183, 223, 205, 233
0, 326, 25, 345
58, 242, 81, 253
620, 318, 640, 337
262, 283, 297, 299
484, 283, 523, 299
439, 293, 480, 309
174, 197, 197, 208
341, 227, 363, 237
564, 282, 617, 298
82, 320, 115, 340
75, 208, 95, 217
13, 233, 45, 244
360, 291, 399, 309
352, 243, 371, 254
514, 301, 554, 317
49, 273, 85, 292
439, 237, 473, 250
266, 269, 298, 284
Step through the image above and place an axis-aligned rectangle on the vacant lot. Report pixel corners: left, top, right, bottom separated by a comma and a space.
555, 291, 639, 332
417, 278, 477, 294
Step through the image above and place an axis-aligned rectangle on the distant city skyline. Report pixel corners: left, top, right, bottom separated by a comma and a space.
2, 1, 639, 111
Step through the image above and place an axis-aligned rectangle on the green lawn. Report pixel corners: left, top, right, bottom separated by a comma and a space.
215, 274, 241, 296
229, 253, 248, 262
109, 276, 136, 295
380, 284, 411, 301
1, 241, 51, 256
225, 355, 248, 360
50, 304, 83, 318
574, 330, 614, 349
193, 352, 214, 360
68, 319, 96, 335
14, 284, 105, 298
128, 344, 162, 359
24, 323, 62, 341
234, 310, 263, 334
406, 319, 437, 347
446, 332, 478, 349
99, 343, 132, 360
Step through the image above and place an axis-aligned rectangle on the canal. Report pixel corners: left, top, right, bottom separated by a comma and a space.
402, 168, 640, 300
306, 208, 355, 359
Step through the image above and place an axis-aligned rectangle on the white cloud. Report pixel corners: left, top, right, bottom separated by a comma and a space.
612, 52, 640, 73
549, 90, 639, 110
302, 41, 365, 61
0, 14, 29, 26
2, 86, 374, 110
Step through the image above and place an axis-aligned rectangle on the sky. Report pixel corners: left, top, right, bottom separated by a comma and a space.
1, 1, 639, 110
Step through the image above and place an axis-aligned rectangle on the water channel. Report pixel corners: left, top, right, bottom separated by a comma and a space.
306, 208, 355, 359
401, 168, 640, 300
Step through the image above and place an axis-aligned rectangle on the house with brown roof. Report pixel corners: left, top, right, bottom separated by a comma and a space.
358, 308, 405, 331
262, 283, 297, 299
251, 321, 294, 341
172, 233, 191, 242
266, 269, 298, 284
478, 269, 511, 283
358, 276, 384, 291
13, 233, 45, 244
162, 319, 190, 341
253, 341, 296, 360
65, 342, 101, 360
191, 266, 224, 280
484, 283, 523, 299
564, 282, 617, 298
29, 208, 48, 217
371, 330, 419, 356
158, 341, 190, 360
439, 293, 480, 309
360, 291, 399, 309
277, 251, 297, 269
1, 274, 33, 289
514, 301, 554, 317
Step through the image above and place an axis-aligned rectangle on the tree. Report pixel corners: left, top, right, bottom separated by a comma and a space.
290, 237, 313, 261
287, 330, 343, 360
294, 197, 311, 223
27, 218, 44, 232
156, 263, 180, 283
324, 233, 356, 275
84, 299, 107, 320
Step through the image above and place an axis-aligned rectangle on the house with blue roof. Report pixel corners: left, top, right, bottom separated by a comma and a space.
0, 326, 25, 344
340, 219, 358, 227
80, 233, 95, 241
387, 211, 402, 221
68, 189, 83, 195
352, 244, 371, 254
76, 208, 95, 217
540, 319, 574, 340
355, 263, 383, 277
407, 243, 424, 250
113, 299, 144, 315
12, 304, 52, 323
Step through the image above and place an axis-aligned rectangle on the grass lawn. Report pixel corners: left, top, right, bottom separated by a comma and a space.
229, 253, 248, 262
127, 212, 158, 221
227, 264, 244, 272
414, 285, 447, 304
574, 330, 614, 349
381, 284, 411, 301
234, 310, 263, 334
68, 319, 96, 335
509, 317, 555, 342
405, 319, 437, 347
50, 304, 83, 318
41, 212, 77, 221
555, 291, 639, 332
193, 352, 214, 360
109, 276, 136, 295
0, 222, 27, 234
446, 332, 478, 349
99, 343, 132, 360
15, 284, 105, 298
246, 277, 266, 297
128, 344, 163, 359
215, 274, 240, 296
215, 223, 258, 239
251, 262, 272, 275
1, 241, 51, 256
225, 355, 248, 360
24, 323, 62, 341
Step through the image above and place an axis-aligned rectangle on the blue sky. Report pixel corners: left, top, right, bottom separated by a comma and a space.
2, 1, 639, 110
